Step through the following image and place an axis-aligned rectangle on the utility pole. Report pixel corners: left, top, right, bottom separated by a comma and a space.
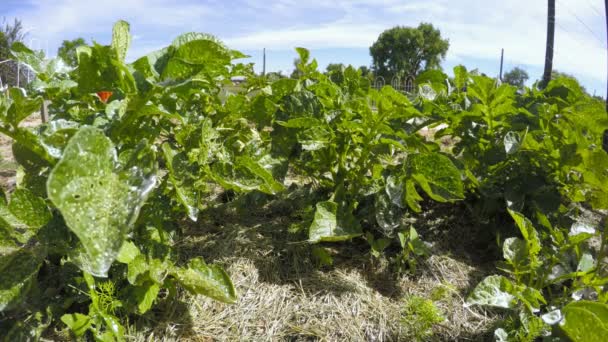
499, 48, 504, 81
541, 0, 556, 89
604, 0, 608, 153
605, 0, 608, 113
262, 48, 266, 77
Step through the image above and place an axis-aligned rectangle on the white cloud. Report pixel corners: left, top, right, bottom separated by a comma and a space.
5, 0, 607, 91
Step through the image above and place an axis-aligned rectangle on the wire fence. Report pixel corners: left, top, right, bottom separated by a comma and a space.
0, 59, 35, 90
373, 75, 417, 94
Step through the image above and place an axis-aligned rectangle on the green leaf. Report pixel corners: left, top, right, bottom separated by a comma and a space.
47, 127, 155, 277
503, 237, 528, 266
7, 88, 43, 126
61, 313, 91, 337
466, 275, 516, 309
308, 201, 362, 243
311, 246, 333, 267
112, 20, 131, 62
453, 65, 468, 91
8, 188, 52, 229
235, 156, 285, 195
127, 254, 148, 285
277, 117, 322, 128
132, 282, 160, 314
161, 143, 199, 221
0, 188, 51, 245
295, 47, 310, 65
0, 248, 43, 311
116, 241, 140, 264
561, 301, 608, 342
577, 253, 595, 273
504, 131, 523, 155
408, 153, 464, 202
507, 210, 541, 262
404, 179, 423, 213
172, 258, 237, 304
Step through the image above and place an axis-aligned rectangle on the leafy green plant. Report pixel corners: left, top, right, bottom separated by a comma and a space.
401, 295, 444, 341
466, 209, 608, 341
0, 21, 281, 339
255, 48, 464, 255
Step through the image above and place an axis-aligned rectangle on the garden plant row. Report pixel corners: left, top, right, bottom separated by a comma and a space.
0, 21, 607, 341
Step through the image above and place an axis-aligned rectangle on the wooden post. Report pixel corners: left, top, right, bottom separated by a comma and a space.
40, 100, 48, 123
541, 0, 556, 89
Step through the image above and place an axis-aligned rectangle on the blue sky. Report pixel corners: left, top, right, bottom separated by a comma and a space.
2, 0, 607, 95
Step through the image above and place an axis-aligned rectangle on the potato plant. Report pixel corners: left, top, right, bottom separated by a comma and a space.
0, 21, 606, 341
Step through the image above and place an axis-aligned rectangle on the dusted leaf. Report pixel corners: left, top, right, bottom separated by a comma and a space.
409, 153, 464, 202
504, 131, 522, 155
309, 201, 362, 243
375, 193, 404, 237
47, 127, 155, 277
502, 237, 528, 267
172, 258, 236, 304
61, 313, 91, 337
561, 301, 608, 342
8, 188, 52, 229
112, 20, 131, 62
0, 248, 43, 311
0, 188, 51, 246
466, 275, 516, 309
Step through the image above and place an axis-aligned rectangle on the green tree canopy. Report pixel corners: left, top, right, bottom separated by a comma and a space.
358, 65, 372, 78
290, 58, 302, 79
325, 63, 345, 83
370, 23, 449, 80
503, 67, 529, 88
57, 38, 86, 67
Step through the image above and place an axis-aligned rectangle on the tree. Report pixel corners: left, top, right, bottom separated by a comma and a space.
358, 66, 372, 78
266, 71, 286, 81
57, 38, 86, 67
370, 23, 449, 80
503, 67, 529, 88
290, 58, 303, 79
325, 63, 345, 83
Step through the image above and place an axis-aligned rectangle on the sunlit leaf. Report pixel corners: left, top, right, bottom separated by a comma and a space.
172, 258, 236, 304
47, 127, 155, 276
309, 201, 362, 243
560, 301, 608, 342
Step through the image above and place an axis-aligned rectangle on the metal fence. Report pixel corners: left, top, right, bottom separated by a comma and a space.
373, 75, 417, 93
0, 59, 35, 89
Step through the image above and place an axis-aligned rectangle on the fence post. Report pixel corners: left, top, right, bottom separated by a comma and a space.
40, 100, 48, 123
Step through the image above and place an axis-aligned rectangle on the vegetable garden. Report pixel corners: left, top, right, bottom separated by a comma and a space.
0, 21, 607, 341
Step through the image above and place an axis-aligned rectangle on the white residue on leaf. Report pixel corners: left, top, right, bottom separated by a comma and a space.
541, 309, 563, 325
569, 221, 595, 236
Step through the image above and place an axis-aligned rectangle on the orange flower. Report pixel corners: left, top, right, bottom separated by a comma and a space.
97, 91, 113, 103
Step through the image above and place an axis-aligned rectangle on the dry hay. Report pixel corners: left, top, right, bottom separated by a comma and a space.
127, 205, 499, 342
